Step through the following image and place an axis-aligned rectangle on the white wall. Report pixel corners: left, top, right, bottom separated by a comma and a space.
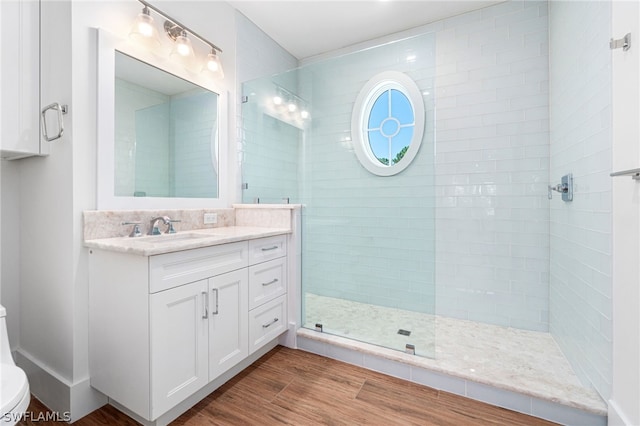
0, 160, 20, 350
609, 2, 640, 424
548, 0, 612, 400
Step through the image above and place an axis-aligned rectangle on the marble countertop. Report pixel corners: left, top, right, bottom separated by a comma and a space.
84, 226, 291, 256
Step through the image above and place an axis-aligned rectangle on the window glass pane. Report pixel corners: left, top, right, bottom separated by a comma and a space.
368, 90, 389, 129
391, 126, 414, 163
390, 89, 414, 125
368, 130, 389, 165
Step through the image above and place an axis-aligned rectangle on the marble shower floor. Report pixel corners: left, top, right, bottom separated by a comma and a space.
303, 293, 607, 415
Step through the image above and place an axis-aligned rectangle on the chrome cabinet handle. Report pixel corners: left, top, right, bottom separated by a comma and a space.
41, 103, 68, 142
262, 278, 279, 287
261, 246, 279, 252
201, 291, 208, 319
262, 317, 279, 328
211, 288, 219, 315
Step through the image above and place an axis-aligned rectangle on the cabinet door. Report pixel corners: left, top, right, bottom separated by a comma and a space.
150, 280, 209, 419
209, 269, 248, 380
0, 0, 41, 158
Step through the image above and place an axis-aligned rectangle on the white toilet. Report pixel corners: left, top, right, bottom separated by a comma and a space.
0, 304, 29, 426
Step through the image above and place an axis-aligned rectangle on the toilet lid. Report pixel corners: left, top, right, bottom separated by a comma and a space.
0, 364, 28, 415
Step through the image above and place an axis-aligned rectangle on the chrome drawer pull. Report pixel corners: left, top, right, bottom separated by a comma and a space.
261, 246, 279, 252
262, 317, 279, 328
201, 291, 208, 319
262, 278, 279, 287
211, 288, 219, 315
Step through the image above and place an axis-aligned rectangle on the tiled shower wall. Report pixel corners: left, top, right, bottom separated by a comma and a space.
239, 1, 551, 331
433, 1, 550, 331
548, 1, 612, 400
298, 33, 437, 314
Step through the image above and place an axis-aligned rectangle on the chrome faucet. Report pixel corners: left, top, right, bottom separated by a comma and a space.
148, 216, 171, 235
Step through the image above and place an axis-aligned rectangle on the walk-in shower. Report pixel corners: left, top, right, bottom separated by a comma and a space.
242, 31, 437, 358
240, 0, 611, 421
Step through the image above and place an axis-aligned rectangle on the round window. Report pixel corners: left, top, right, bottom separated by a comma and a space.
351, 71, 425, 176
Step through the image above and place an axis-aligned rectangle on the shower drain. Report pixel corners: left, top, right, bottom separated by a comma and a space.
397, 329, 411, 336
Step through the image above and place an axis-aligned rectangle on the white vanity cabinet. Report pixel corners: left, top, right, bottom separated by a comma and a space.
89, 235, 287, 423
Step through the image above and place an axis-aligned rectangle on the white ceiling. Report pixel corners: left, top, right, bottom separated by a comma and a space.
227, 1, 505, 59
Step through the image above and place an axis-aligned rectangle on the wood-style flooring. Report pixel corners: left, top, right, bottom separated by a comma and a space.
20, 346, 557, 425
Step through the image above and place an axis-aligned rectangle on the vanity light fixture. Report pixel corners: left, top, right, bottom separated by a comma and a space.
130, 0, 224, 78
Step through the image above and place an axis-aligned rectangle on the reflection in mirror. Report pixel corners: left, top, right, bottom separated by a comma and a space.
114, 51, 219, 198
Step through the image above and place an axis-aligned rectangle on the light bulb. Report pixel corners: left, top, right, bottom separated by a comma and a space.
168, 28, 194, 58
273, 96, 283, 105
301, 110, 310, 119
203, 50, 224, 79
175, 33, 192, 56
129, 7, 160, 47
288, 103, 297, 112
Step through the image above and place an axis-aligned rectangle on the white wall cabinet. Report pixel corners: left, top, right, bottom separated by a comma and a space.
0, 0, 67, 159
0, 0, 41, 158
89, 236, 287, 423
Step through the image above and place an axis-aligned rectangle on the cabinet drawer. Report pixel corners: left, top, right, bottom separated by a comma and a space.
248, 257, 286, 310
150, 241, 248, 293
249, 295, 287, 354
248, 235, 286, 265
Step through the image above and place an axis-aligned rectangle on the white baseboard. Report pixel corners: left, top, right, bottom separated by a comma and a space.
608, 399, 636, 426
15, 349, 107, 422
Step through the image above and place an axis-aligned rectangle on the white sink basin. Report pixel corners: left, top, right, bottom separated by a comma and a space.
133, 232, 218, 245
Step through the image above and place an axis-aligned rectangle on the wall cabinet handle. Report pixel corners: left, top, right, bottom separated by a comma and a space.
41, 102, 68, 142
201, 291, 208, 319
262, 317, 279, 328
211, 288, 219, 315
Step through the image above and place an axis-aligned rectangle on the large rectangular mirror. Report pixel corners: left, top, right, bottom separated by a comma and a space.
115, 51, 218, 199
97, 29, 227, 209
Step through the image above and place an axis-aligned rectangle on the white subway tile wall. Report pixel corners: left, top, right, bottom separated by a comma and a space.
236, 11, 300, 202
434, 0, 550, 331
297, 32, 437, 315
114, 78, 170, 197
548, 1, 612, 400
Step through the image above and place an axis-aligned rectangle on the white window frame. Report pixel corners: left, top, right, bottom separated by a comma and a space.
351, 71, 425, 176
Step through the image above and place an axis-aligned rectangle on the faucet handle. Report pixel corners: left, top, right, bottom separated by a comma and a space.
166, 219, 181, 234
121, 222, 142, 238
